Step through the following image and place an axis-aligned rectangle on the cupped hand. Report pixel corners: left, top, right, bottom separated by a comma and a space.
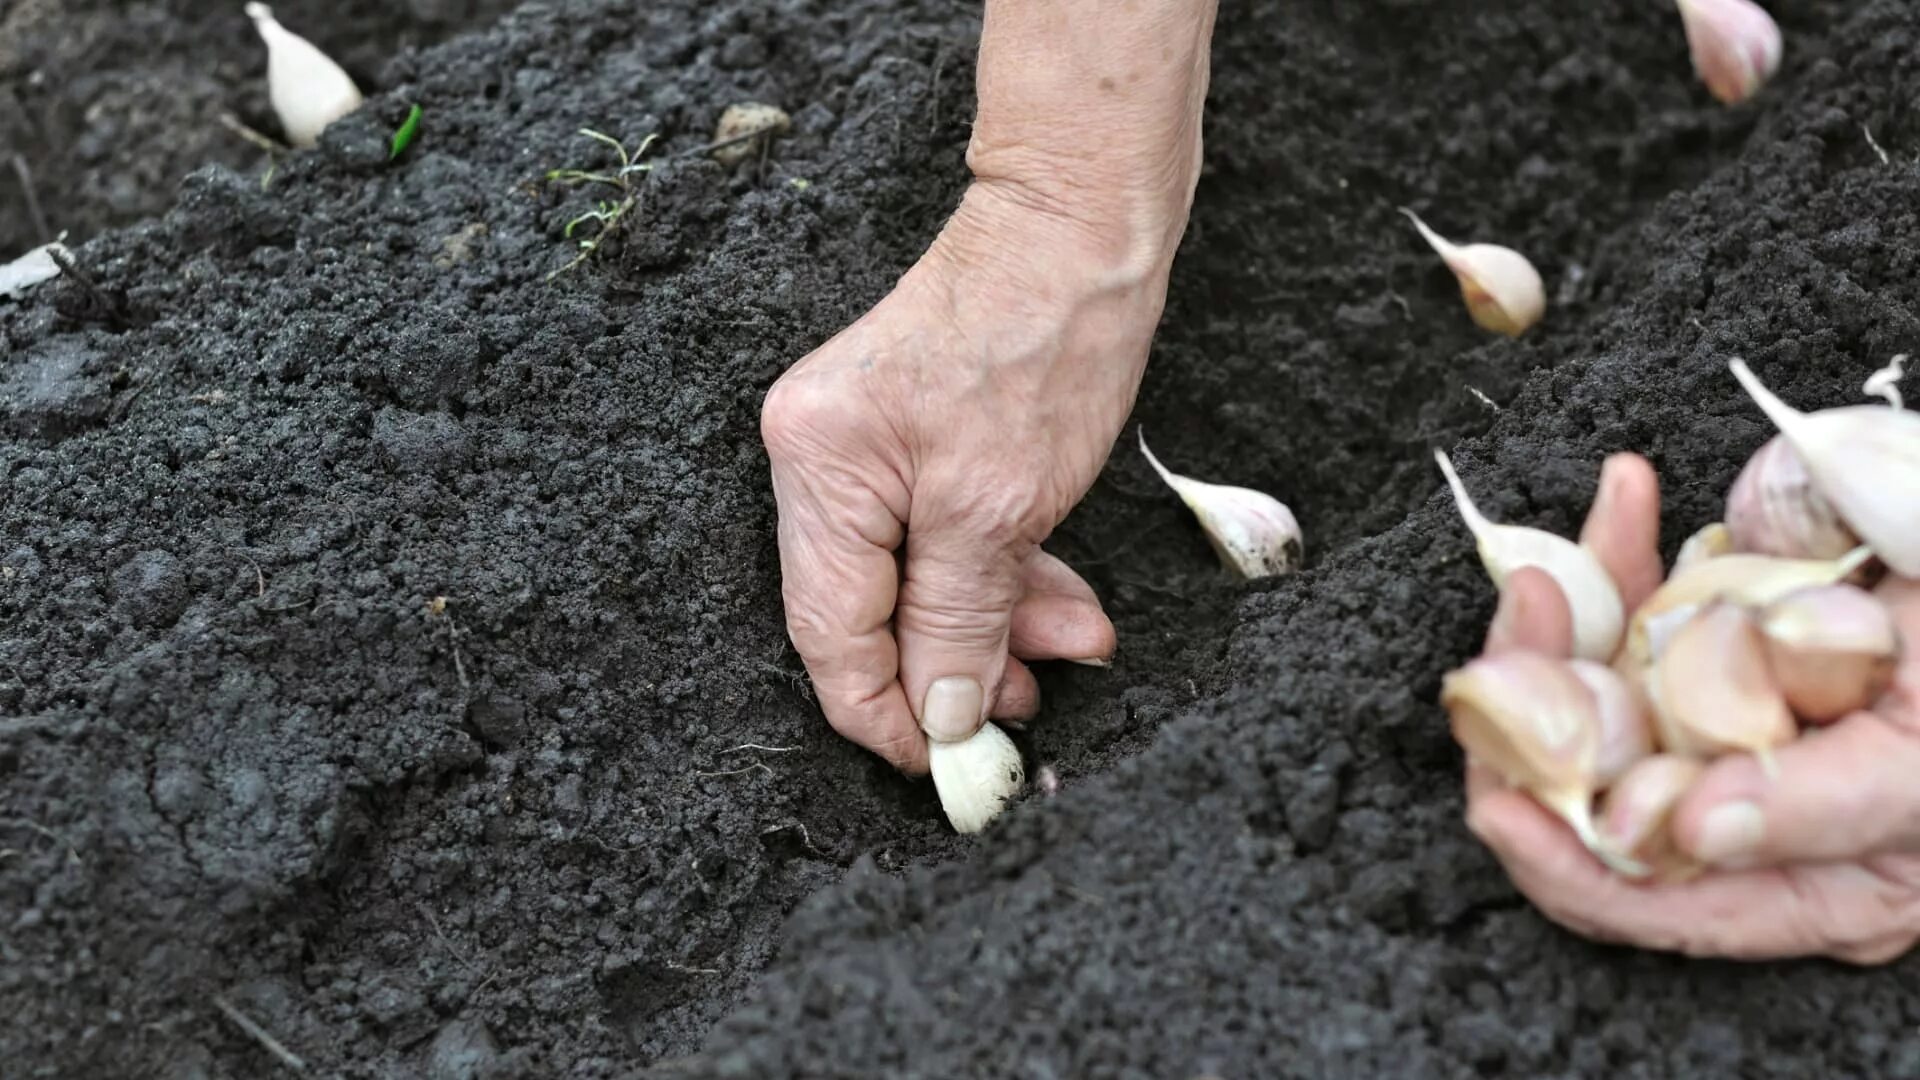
1468, 453, 1920, 963
761, 183, 1179, 773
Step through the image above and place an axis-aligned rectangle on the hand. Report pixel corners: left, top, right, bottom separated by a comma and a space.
1467, 453, 1920, 964
761, 184, 1174, 772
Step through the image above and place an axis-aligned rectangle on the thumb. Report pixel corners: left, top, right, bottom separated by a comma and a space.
1672, 713, 1920, 868
894, 526, 1025, 743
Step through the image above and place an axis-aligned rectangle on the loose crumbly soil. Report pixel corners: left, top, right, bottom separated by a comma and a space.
3, 0, 1918, 1077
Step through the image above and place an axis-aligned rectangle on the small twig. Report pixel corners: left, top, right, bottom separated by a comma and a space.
927, 42, 948, 136
720, 743, 798, 754
211, 995, 308, 1074
677, 123, 785, 160
1465, 386, 1502, 412
416, 903, 485, 978
666, 962, 721, 976
10, 153, 51, 243
446, 614, 469, 690
219, 111, 288, 156
231, 551, 266, 598
761, 821, 833, 862
1863, 123, 1892, 166
692, 763, 773, 779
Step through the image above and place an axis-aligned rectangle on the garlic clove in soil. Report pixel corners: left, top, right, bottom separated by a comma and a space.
712, 102, 792, 166
1673, 521, 1736, 574
1625, 546, 1874, 667
1675, 0, 1783, 105
1757, 585, 1903, 723
1730, 358, 1920, 576
247, 3, 364, 148
1863, 354, 1908, 411
1140, 429, 1302, 579
1399, 208, 1545, 337
1433, 450, 1624, 662
0, 242, 68, 299
1647, 603, 1796, 771
927, 722, 1025, 834
1597, 754, 1705, 880
1441, 653, 1645, 876
1569, 659, 1653, 788
1724, 435, 1859, 561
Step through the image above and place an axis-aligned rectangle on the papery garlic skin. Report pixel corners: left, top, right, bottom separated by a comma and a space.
1598, 754, 1705, 880
927, 722, 1025, 835
1400, 209, 1545, 337
1730, 358, 1920, 576
247, 3, 364, 148
1758, 585, 1903, 722
1435, 450, 1624, 661
1724, 436, 1858, 561
1570, 660, 1653, 788
1673, 522, 1735, 574
1675, 0, 1783, 105
1648, 603, 1796, 768
1140, 430, 1302, 579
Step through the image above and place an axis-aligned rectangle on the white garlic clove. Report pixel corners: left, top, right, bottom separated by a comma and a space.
927, 722, 1025, 834
1730, 358, 1920, 576
1724, 435, 1859, 561
1675, 0, 1783, 105
712, 102, 792, 166
1434, 450, 1624, 661
1400, 209, 1545, 337
1648, 603, 1796, 771
1757, 584, 1903, 723
0, 242, 68, 300
1569, 659, 1653, 789
1863, 354, 1908, 410
1140, 430, 1302, 579
247, 3, 364, 148
1625, 546, 1873, 667
1441, 653, 1645, 876
1673, 521, 1736, 574
1597, 754, 1705, 880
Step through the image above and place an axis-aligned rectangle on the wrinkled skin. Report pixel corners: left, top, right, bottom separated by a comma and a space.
1472, 453, 1920, 963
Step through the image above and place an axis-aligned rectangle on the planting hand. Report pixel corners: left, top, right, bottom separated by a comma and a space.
1469, 454, 1920, 963
762, 0, 1218, 773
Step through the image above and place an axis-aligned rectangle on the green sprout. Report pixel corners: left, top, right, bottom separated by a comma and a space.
542, 128, 658, 280
389, 104, 423, 160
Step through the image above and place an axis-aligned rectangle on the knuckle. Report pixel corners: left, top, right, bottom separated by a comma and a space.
760, 371, 846, 459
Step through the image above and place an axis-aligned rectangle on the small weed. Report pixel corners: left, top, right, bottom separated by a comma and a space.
543, 128, 658, 280
389, 104, 423, 160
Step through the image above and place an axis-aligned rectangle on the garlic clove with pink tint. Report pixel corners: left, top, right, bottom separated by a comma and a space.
1724, 435, 1858, 561
1597, 754, 1705, 880
1569, 659, 1653, 789
1647, 603, 1796, 773
1675, 0, 1783, 106
1399, 209, 1545, 337
1757, 584, 1903, 723
1140, 430, 1302, 579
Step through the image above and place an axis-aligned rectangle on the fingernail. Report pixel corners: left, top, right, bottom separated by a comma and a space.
922, 676, 984, 743
1694, 801, 1765, 865
1066, 656, 1111, 668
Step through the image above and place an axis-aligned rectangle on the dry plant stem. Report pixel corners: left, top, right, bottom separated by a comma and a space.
212, 995, 308, 1073
9, 153, 51, 243
219, 111, 289, 156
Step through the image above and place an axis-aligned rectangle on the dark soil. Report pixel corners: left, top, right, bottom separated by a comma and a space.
3, 0, 1918, 1077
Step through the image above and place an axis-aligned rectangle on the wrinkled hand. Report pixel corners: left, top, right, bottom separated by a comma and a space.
761, 184, 1176, 773
1470, 453, 1920, 963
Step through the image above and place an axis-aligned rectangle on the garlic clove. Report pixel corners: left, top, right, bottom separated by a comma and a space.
1441, 653, 1645, 875
712, 102, 792, 166
1434, 450, 1624, 661
0, 242, 68, 300
1140, 429, 1302, 579
1570, 659, 1653, 789
1400, 209, 1545, 337
1757, 584, 1903, 723
247, 3, 364, 148
1675, 0, 1783, 105
1673, 521, 1736, 574
927, 722, 1025, 834
1731, 358, 1920, 576
1724, 435, 1859, 561
1597, 754, 1705, 880
1648, 603, 1796, 770
1863, 354, 1908, 411
1625, 546, 1873, 666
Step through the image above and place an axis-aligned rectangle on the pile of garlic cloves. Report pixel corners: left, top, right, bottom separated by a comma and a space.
1439, 358, 1915, 879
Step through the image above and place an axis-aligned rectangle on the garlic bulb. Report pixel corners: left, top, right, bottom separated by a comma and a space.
1569, 660, 1653, 788
927, 722, 1025, 834
1673, 521, 1735, 574
1675, 0, 1783, 105
1441, 653, 1645, 876
1648, 603, 1796, 771
1864, 354, 1908, 410
1434, 450, 1624, 661
1399, 209, 1545, 337
1597, 754, 1705, 880
247, 3, 363, 148
1724, 435, 1858, 561
1140, 430, 1302, 579
1757, 585, 1902, 723
1625, 546, 1873, 666
1730, 358, 1920, 576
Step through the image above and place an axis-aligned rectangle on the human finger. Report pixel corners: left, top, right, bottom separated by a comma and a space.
1484, 566, 1574, 657
1578, 452, 1665, 614
1008, 552, 1116, 664
991, 658, 1042, 723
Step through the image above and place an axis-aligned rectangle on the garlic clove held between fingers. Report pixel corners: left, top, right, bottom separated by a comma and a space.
1140, 430, 1302, 579
1597, 754, 1705, 880
1724, 435, 1859, 561
1648, 603, 1796, 771
1757, 585, 1903, 723
1400, 209, 1545, 337
1673, 521, 1736, 574
1434, 450, 1624, 662
1730, 358, 1920, 576
1569, 659, 1653, 788
247, 3, 364, 148
1675, 0, 1783, 105
1442, 653, 1645, 876
1625, 546, 1874, 667
927, 722, 1025, 834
